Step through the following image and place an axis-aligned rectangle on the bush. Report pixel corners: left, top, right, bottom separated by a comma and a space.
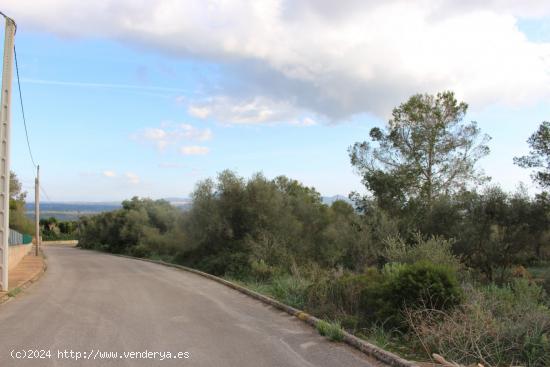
384, 233, 462, 272
306, 263, 462, 330
306, 269, 383, 322
130, 243, 152, 258
194, 251, 251, 276
371, 262, 462, 328
407, 279, 550, 366
248, 260, 280, 282
268, 275, 311, 309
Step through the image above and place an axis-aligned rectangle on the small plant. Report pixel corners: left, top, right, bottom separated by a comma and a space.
316, 320, 344, 342
7, 287, 22, 297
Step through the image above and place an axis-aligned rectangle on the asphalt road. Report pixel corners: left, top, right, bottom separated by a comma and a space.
0, 246, 380, 367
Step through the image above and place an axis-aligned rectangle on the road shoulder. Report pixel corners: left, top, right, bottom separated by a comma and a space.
0, 251, 46, 305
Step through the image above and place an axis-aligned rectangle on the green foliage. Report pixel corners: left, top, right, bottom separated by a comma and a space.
176, 170, 382, 274
78, 197, 184, 259
306, 270, 381, 320
455, 186, 543, 282
9, 199, 33, 234
306, 262, 462, 331
41, 217, 79, 240
349, 91, 490, 210
543, 272, 550, 296
388, 262, 462, 310
514, 121, 550, 188
316, 320, 344, 342
248, 260, 280, 282
238, 273, 311, 310
268, 275, 311, 309
383, 234, 462, 272
7, 287, 22, 297
9, 171, 33, 234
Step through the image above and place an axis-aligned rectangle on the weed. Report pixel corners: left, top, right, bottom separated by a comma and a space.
7, 287, 22, 297
316, 320, 344, 342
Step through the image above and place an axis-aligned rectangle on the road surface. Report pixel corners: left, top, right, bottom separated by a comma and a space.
0, 246, 380, 366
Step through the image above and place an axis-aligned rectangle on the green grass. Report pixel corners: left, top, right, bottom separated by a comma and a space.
228, 274, 311, 309
359, 326, 426, 362
7, 287, 22, 297
316, 320, 344, 342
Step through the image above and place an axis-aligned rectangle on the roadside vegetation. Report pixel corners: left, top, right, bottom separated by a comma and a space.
77, 91, 550, 366
9, 171, 34, 234
39, 217, 79, 241
9, 173, 78, 241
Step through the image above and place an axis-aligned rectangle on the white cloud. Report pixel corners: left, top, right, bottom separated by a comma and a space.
142, 128, 167, 140
188, 96, 318, 125
188, 105, 211, 119
132, 123, 212, 150
103, 170, 116, 177
125, 172, 140, 184
179, 123, 212, 141
180, 146, 210, 155
6, 0, 550, 119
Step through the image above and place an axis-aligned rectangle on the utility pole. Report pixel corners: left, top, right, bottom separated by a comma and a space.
0, 16, 16, 292
35, 165, 40, 256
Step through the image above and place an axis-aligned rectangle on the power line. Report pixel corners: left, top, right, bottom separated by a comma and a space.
40, 185, 52, 202
4, 13, 52, 203
13, 45, 37, 169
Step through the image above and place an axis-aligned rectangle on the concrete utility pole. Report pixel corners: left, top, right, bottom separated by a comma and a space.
35, 165, 40, 256
0, 16, 16, 292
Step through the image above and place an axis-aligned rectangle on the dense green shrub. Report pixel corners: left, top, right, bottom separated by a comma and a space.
187, 250, 251, 276
304, 263, 462, 330
130, 243, 152, 258
41, 218, 79, 241
78, 197, 183, 258
383, 234, 462, 272
374, 262, 462, 328
306, 270, 382, 321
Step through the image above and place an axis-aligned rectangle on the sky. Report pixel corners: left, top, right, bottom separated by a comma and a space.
1, 0, 550, 202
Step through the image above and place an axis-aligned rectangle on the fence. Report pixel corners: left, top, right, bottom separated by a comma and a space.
8, 229, 32, 245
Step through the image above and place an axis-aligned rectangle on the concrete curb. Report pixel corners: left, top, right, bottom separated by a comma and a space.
110, 252, 419, 367
0, 252, 47, 305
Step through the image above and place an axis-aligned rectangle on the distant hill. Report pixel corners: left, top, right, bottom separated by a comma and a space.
322, 195, 352, 205
26, 198, 192, 221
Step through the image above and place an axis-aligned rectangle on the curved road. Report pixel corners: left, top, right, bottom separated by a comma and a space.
0, 246, 379, 366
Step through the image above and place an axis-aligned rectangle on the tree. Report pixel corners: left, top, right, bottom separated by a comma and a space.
514, 121, 550, 188
349, 91, 490, 209
9, 171, 33, 233
455, 186, 534, 282
10, 171, 26, 201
